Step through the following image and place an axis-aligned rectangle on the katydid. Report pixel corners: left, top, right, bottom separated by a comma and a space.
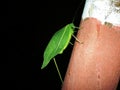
41, 1, 84, 83
41, 23, 81, 69
41, 23, 82, 83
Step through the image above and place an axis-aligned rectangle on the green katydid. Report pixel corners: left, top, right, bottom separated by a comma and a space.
41, 1, 84, 84
41, 23, 82, 83
41, 23, 81, 69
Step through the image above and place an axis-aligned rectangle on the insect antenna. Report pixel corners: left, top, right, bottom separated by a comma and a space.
72, 0, 85, 24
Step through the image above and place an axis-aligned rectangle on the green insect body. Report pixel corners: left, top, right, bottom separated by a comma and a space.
41, 23, 75, 69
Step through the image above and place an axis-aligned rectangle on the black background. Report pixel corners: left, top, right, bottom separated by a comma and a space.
6, 0, 120, 89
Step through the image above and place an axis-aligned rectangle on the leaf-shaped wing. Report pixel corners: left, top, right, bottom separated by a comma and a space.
41, 23, 74, 69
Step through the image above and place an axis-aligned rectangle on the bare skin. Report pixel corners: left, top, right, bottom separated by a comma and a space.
62, 18, 120, 90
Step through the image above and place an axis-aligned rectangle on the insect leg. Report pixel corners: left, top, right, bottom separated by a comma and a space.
53, 58, 63, 84
72, 34, 83, 44
72, 26, 81, 30
69, 42, 74, 45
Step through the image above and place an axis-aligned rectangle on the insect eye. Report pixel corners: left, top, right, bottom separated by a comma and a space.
71, 26, 74, 29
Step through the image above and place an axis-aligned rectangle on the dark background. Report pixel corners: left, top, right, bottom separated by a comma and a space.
6, 0, 119, 89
